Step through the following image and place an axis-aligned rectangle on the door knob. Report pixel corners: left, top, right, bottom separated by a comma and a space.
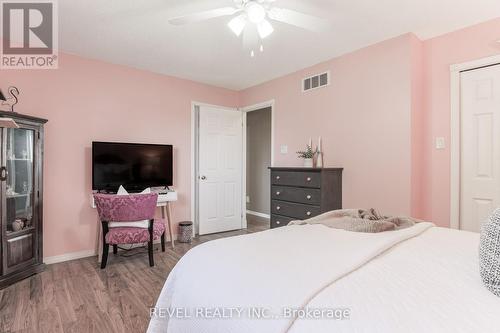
200, 175, 206, 180
276, 191, 281, 196
276, 176, 280, 180
306, 211, 312, 216
306, 177, 312, 182
276, 206, 281, 210
276, 221, 281, 225
306, 195, 312, 200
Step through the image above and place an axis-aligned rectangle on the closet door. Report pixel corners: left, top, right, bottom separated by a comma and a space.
460, 64, 500, 232
2, 125, 38, 274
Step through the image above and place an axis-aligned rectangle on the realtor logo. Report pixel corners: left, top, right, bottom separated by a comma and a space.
1, 1, 58, 69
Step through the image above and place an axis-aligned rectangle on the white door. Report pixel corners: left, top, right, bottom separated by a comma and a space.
198, 106, 243, 235
460, 64, 500, 232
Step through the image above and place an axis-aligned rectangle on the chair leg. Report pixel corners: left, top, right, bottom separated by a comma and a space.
148, 241, 154, 267
101, 244, 109, 269
113, 245, 118, 254
148, 219, 155, 267
161, 233, 166, 252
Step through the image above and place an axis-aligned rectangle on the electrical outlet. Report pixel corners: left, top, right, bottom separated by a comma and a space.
280, 145, 288, 154
435, 137, 446, 150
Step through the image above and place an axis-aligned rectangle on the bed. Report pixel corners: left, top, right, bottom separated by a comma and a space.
147, 222, 500, 333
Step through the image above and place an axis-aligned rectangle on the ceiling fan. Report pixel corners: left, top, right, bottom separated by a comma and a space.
168, 0, 329, 54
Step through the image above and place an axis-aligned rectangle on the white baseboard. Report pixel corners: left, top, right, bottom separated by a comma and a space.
44, 249, 96, 265
44, 236, 178, 265
246, 210, 270, 219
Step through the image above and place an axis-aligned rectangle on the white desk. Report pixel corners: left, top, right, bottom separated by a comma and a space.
91, 191, 178, 263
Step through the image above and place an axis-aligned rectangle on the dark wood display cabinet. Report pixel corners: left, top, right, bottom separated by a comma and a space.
0, 111, 47, 289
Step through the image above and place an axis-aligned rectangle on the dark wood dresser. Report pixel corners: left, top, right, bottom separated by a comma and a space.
269, 167, 343, 229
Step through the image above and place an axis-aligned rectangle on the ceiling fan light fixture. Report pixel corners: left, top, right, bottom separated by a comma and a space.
257, 20, 274, 39
228, 14, 247, 36
246, 2, 266, 24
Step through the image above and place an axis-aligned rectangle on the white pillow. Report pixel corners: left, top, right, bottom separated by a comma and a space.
109, 186, 153, 228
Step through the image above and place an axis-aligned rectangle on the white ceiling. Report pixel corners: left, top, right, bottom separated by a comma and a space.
59, 0, 500, 90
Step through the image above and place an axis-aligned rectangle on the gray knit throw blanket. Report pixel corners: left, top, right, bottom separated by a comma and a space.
288, 208, 424, 233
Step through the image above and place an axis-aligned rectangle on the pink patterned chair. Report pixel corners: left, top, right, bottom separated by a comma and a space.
93, 193, 166, 269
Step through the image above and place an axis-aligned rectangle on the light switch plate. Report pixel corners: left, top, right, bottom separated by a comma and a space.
280, 145, 288, 154
436, 137, 446, 150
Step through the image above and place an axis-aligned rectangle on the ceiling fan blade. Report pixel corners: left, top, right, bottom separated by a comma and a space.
267, 7, 330, 32
169, 7, 241, 25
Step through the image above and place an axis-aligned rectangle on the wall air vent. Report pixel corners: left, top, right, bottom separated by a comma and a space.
302, 71, 330, 92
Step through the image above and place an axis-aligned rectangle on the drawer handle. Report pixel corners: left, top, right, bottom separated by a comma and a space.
276, 191, 281, 196
306, 195, 312, 200
276, 176, 280, 180
276, 206, 281, 211
276, 221, 281, 225
306, 177, 312, 182
306, 211, 312, 216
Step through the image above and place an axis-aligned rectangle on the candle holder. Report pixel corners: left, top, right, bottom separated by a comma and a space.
316, 137, 324, 168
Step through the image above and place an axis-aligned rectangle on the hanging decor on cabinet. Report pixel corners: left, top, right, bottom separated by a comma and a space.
0, 86, 20, 112
0, 86, 21, 128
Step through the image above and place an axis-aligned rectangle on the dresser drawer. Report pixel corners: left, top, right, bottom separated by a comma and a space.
271, 186, 321, 205
270, 214, 295, 228
271, 200, 321, 220
271, 171, 321, 188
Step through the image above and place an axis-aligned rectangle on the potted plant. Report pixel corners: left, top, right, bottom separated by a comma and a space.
296, 144, 316, 167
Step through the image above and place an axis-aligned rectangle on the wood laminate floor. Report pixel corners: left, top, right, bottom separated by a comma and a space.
0, 215, 269, 333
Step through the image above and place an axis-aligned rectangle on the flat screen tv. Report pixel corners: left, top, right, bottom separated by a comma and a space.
92, 141, 173, 192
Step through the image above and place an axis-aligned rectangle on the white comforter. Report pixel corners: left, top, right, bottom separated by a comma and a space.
289, 227, 500, 333
146, 222, 500, 333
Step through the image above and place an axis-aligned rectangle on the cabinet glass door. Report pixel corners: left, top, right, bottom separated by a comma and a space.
5, 128, 35, 235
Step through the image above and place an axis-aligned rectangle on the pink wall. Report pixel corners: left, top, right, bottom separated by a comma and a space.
421, 18, 500, 226
241, 34, 416, 216
1, 52, 239, 258
410, 34, 426, 219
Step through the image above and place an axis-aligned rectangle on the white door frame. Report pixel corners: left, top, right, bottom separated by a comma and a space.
191, 101, 243, 234
449, 54, 500, 229
241, 100, 275, 224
